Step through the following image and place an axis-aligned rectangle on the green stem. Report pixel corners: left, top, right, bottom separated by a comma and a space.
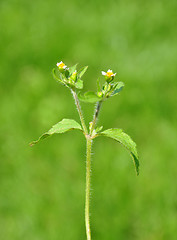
90, 101, 102, 134
71, 90, 88, 135
85, 137, 92, 240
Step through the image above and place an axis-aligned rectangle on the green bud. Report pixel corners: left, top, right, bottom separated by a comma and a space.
103, 84, 107, 91
105, 76, 114, 83
89, 122, 93, 132
58, 68, 65, 73
70, 71, 77, 82
97, 91, 103, 97
107, 83, 112, 92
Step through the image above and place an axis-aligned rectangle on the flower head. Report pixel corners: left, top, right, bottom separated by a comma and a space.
101, 69, 116, 82
56, 61, 67, 70
102, 69, 116, 78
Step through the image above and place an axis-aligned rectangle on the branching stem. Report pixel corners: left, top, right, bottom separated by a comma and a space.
90, 101, 102, 134
72, 91, 103, 240
71, 89, 88, 135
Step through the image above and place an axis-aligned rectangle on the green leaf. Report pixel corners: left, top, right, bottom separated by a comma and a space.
69, 64, 78, 75
111, 82, 124, 96
95, 126, 103, 133
78, 91, 102, 103
52, 68, 64, 84
78, 66, 88, 78
99, 128, 139, 175
75, 79, 83, 89
65, 69, 70, 78
30, 119, 83, 146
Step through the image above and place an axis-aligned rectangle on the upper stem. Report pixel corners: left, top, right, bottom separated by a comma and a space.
71, 89, 88, 135
90, 101, 102, 134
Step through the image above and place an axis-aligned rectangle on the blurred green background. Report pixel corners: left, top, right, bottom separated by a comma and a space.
0, 0, 177, 239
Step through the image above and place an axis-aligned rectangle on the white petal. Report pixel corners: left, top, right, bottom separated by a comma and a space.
107, 69, 112, 72
102, 71, 106, 75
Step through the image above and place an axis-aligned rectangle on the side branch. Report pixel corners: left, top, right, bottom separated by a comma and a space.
90, 101, 102, 134
71, 89, 88, 135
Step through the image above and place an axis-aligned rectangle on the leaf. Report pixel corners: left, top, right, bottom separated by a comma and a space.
78, 66, 88, 78
111, 82, 124, 96
95, 126, 103, 133
75, 79, 83, 89
30, 119, 83, 146
69, 64, 78, 75
65, 69, 70, 78
52, 68, 70, 89
78, 91, 102, 103
52, 68, 64, 84
99, 128, 139, 175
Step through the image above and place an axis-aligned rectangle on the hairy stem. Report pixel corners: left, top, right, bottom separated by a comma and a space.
85, 137, 92, 240
71, 90, 88, 135
90, 101, 102, 134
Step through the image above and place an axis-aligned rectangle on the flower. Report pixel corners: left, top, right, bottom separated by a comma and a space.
101, 69, 116, 78
56, 61, 67, 70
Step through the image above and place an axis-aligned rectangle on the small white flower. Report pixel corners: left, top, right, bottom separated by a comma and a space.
56, 61, 67, 69
102, 69, 116, 78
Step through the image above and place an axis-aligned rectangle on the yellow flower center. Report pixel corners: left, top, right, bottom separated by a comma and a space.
106, 71, 113, 77
59, 62, 65, 68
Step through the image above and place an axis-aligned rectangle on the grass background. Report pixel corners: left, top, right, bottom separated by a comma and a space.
0, 0, 177, 239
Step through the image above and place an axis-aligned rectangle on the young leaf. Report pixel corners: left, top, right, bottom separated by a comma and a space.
65, 69, 70, 78
30, 119, 83, 146
98, 128, 139, 175
78, 91, 102, 103
78, 66, 88, 78
75, 79, 83, 89
52, 68, 71, 89
95, 126, 103, 133
69, 64, 78, 75
52, 68, 64, 84
111, 82, 124, 96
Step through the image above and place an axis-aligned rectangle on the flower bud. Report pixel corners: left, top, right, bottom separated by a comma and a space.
97, 91, 103, 97
89, 122, 93, 132
107, 83, 112, 92
70, 70, 77, 82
